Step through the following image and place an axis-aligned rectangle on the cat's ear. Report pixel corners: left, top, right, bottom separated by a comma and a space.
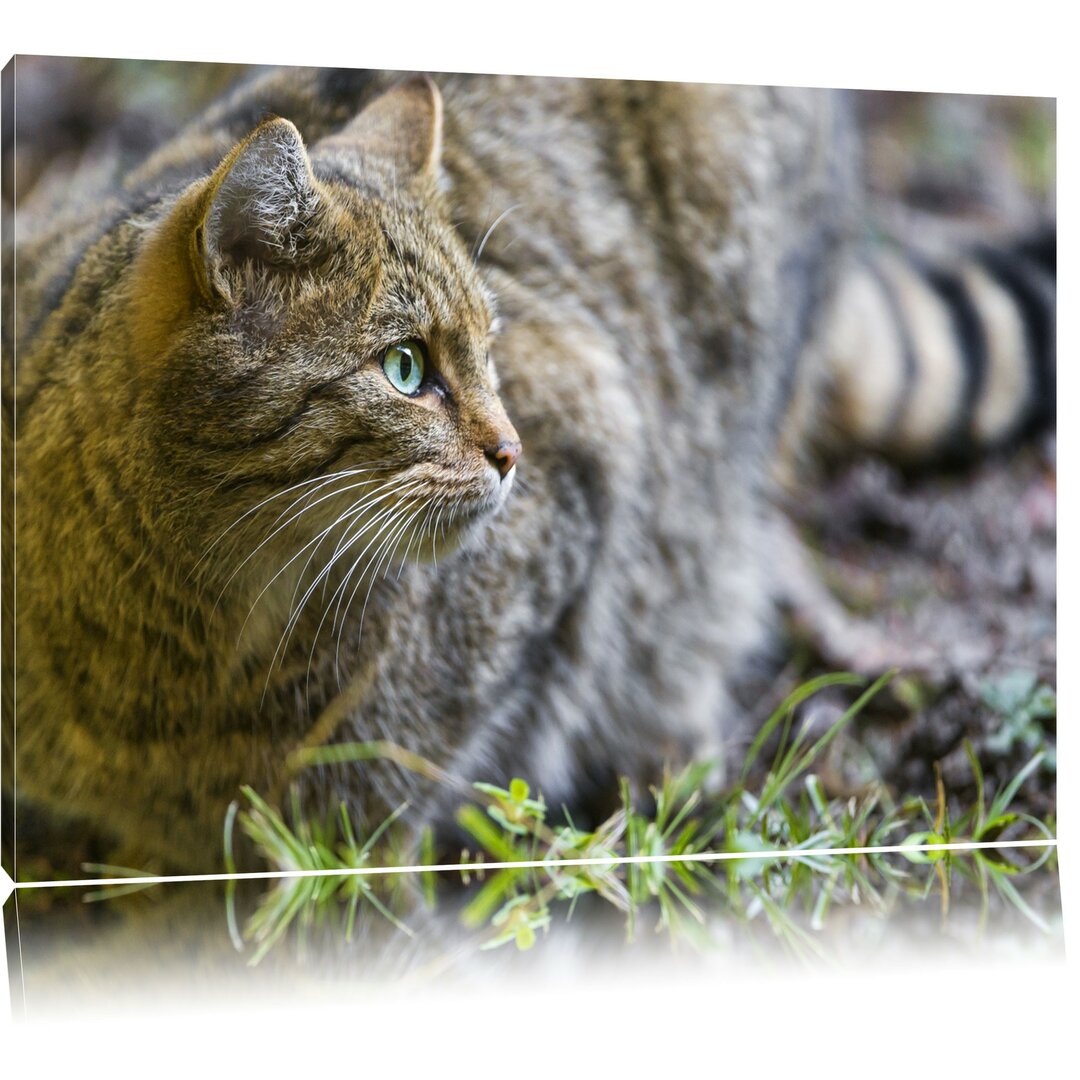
313, 75, 443, 183
194, 117, 320, 301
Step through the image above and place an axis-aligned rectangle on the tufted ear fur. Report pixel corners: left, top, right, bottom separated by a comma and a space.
195, 117, 321, 303
312, 74, 443, 184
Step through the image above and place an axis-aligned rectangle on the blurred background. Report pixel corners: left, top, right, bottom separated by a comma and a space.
1, 55, 1056, 230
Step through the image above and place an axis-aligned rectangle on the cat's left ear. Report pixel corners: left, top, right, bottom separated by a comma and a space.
194, 116, 321, 302
313, 75, 443, 183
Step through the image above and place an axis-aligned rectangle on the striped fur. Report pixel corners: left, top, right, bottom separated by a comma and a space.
819, 231, 1055, 464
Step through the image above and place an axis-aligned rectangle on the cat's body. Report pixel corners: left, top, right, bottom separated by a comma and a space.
4, 66, 1053, 873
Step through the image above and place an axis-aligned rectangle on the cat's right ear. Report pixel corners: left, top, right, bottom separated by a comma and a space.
193, 117, 320, 303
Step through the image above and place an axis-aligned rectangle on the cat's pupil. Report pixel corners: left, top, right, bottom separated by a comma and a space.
400, 353, 412, 381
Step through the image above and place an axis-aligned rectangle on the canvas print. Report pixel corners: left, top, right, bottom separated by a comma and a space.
0, 58, 1057, 984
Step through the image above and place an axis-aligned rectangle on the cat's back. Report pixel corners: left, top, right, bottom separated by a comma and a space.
433, 74, 853, 433
440, 75, 851, 290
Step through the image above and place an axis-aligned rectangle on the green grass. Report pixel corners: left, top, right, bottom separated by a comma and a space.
220, 670, 1057, 964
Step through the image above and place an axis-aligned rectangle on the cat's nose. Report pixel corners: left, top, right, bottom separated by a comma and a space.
485, 438, 522, 480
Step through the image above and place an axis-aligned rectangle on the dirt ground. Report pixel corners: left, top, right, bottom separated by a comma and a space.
759, 435, 1057, 822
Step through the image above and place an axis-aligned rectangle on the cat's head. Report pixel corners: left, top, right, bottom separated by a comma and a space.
130, 76, 520, 607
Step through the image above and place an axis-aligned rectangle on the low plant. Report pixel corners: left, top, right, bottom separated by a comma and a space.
222, 671, 1057, 964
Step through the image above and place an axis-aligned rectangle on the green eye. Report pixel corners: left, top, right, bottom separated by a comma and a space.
382, 340, 426, 395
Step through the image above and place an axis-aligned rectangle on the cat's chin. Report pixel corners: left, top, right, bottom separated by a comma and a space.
417, 508, 491, 564
414, 480, 513, 565
415, 524, 475, 565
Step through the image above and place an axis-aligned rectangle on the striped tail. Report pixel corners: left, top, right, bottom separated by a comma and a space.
818, 228, 1055, 465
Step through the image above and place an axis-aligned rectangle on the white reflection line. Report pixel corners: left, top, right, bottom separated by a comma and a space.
14, 890, 28, 1019
11, 837, 1058, 891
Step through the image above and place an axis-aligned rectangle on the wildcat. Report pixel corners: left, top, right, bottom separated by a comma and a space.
3, 65, 1054, 874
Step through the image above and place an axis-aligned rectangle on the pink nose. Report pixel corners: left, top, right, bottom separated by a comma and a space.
485, 438, 522, 480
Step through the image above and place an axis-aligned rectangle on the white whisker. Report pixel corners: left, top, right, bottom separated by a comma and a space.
192, 461, 390, 578
475, 203, 522, 263
214, 471, 395, 616
326, 496, 427, 684
272, 483, 422, 655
